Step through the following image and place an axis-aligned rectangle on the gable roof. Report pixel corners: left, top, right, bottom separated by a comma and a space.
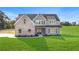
16, 14, 60, 21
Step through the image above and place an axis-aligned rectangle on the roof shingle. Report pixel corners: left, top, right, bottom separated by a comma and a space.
16, 14, 60, 21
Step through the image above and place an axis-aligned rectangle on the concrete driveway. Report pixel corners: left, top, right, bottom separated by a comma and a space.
0, 29, 15, 38
0, 33, 15, 38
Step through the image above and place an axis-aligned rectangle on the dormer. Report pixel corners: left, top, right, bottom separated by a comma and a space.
33, 14, 46, 25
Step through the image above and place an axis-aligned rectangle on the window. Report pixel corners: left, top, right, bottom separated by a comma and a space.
35, 20, 39, 24
51, 28, 54, 32
52, 21, 53, 24
18, 29, 22, 33
56, 29, 58, 33
39, 21, 40, 24
48, 29, 50, 33
28, 29, 31, 32
41, 21, 44, 24
44, 21, 45, 24
24, 19, 26, 24
50, 21, 51, 24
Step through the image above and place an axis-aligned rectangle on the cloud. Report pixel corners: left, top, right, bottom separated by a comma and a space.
3, 11, 17, 20
56, 8, 79, 23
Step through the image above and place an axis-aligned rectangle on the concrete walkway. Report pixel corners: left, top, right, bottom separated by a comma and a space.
0, 33, 42, 38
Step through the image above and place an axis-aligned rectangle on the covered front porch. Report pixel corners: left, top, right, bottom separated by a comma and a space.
35, 27, 46, 35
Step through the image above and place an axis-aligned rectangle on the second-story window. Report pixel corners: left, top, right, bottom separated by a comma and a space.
52, 21, 53, 24
39, 21, 40, 24
24, 19, 26, 24
35, 20, 39, 24
43, 21, 45, 24
40, 21, 45, 24
41, 21, 43, 24
50, 21, 51, 24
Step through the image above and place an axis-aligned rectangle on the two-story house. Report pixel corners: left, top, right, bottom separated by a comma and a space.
15, 14, 61, 37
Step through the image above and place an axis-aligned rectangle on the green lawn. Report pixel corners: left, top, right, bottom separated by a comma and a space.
0, 26, 79, 51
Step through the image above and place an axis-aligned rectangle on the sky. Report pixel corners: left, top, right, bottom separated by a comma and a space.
0, 7, 79, 23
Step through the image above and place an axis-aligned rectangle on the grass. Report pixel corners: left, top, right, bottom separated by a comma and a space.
0, 26, 79, 51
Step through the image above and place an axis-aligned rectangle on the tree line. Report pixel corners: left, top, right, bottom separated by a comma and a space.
0, 10, 79, 29
61, 22, 78, 26
0, 11, 15, 29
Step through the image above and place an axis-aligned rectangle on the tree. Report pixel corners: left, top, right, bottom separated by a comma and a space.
9, 20, 15, 29
71, 22, 76, 26
0, 10, 10, 29
61, 22, 71, 26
